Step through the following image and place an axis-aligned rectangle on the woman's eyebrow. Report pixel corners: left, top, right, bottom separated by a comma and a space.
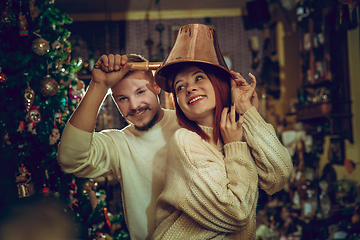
174, 79, 183, 87
191, 70, 204, 76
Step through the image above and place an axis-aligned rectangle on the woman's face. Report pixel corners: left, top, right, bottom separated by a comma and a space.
173, 66, 216, 127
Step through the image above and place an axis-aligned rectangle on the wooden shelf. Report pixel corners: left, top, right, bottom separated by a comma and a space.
296, 101, 332, 120
296, 6, 353, 143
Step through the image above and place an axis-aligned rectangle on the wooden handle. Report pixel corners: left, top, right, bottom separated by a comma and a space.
94, 62, 162, 72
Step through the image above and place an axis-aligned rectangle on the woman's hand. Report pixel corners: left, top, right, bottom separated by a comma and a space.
220, 104, 244, 144
92, 54, 132, 89
251, 91, 259, 112
230, 71, 258, 114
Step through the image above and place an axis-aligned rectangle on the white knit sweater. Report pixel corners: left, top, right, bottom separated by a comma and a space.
57, 109, 180, 240
151, 106, 293, 239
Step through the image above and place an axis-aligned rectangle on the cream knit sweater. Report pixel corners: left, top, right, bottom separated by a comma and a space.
151, 106, 293, 240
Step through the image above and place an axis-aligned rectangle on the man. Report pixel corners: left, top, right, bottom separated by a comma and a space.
57, 54, 261, 239
58, 54, 180, 240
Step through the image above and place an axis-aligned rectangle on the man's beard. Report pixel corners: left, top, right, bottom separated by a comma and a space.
124, 104, 159, 132
134, 110, 159, 132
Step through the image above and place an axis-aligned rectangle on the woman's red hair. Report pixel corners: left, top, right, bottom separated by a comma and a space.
170, 64, 231, 143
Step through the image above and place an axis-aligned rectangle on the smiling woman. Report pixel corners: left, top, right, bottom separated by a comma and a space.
170, 64, 229, 142
150, 23, 293, 239
173, 67, 217, 126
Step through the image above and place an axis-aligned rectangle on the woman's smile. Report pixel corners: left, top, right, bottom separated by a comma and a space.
188, 95, 206, 105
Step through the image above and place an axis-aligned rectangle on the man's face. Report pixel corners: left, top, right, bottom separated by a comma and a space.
111, 71, 162, 131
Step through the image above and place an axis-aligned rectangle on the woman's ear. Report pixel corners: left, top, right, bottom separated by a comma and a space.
146, 82, 161, 95
153, 82, 161, 95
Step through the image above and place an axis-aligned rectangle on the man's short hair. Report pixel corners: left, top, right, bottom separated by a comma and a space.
125, 54, 155, 83
127, 54, 148, 63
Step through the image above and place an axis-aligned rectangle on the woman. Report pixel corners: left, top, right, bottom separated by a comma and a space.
151, 24, 293, 239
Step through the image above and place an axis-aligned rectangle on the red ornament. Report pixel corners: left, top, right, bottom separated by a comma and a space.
42, 185, 51, 196
69, 87, 82, 100
0, 72, 7, 83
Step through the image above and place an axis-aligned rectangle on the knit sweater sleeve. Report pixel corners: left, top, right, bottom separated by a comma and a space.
158, 129, 259, 232
242, 106, 293, 195
57, 122, 121, 179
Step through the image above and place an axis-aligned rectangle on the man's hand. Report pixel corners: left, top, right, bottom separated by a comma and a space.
230, 71, 258, 114
92, 54, 132, 89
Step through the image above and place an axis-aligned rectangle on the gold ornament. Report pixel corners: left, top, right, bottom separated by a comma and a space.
32, 37, 50, 56
16, 164, 35, 198
40, 75, 59, 96
24, 86, 35, 112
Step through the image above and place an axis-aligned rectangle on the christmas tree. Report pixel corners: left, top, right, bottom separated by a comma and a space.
0, 0, 129, 239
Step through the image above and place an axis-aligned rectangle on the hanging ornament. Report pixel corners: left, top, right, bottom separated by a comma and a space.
0, 68, 7, 83
3, 132, 11, 145
25, 106, 41, 134
76, 79, 85, 92
40, 74, 59, 96
28, 0, 40, 21
82, 179, 98, 194
94, 233, 111, 240
51, 40, 62, 50
103, 207, 113, 231
26, 106, 41, 124
15, 164, 35, 198
68, 178, 79, 211
18, 0, 28, 36
68, 79, 85, 101
24, 85, 35, 112
42, 169, 52, 196
69, 178, 78, 193
1, 0, 16, 28
18, 12, 28, 36
69, 86, 82, 101
32, 35, 50, 55
59, 67, 69, 76
49, 123, 60, 145
54, 111, 64, 125
42, 184, 51, 196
